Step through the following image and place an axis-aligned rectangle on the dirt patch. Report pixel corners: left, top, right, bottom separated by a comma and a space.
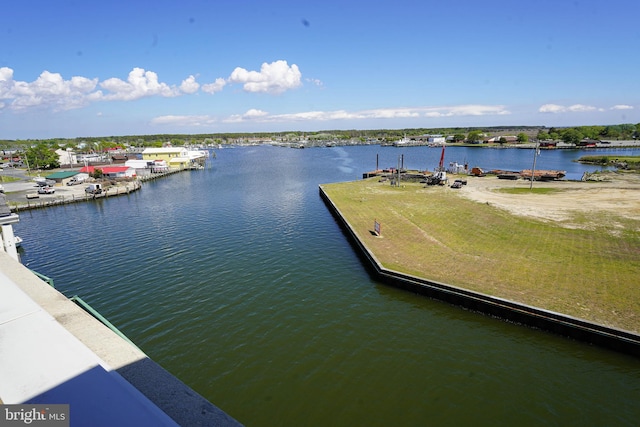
456, 172, 640, 226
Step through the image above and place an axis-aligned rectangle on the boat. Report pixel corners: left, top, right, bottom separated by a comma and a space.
520, 169, 566, 181
497, 173, 519, 180
34, 176, 56, 186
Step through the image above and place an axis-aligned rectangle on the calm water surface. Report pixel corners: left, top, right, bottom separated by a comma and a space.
16, 145, 640, 426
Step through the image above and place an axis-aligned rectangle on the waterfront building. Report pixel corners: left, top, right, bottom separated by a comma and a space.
142, 147, 209, 169
43, 170, 81, 186
55, 148, 77, 166
79, 165, 137, 179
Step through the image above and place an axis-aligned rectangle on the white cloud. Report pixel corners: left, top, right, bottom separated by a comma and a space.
151, 114, 218, 126
244, 108, 268, 118
567, 104, 596, 112
1, 66, 193, 110
539, 103, 600, 113
262, 110, 356, 122
0, 67, 13, 80
0, 60, 304, 113
611, 104, 634, 110
364, 108, 420, 119
0, 67, 15, 98
224, 109, 270, 123
0, 67, 99, 111
257, 105, 509, 122
539, 104, 566, 113
306, 78, 323, 87
430, 105, 510, 117
179, 75, 200, 94
228, 60, 302, 94
153, 104, 511, 127
100, 68, 180, 101
201, 78, 227, 94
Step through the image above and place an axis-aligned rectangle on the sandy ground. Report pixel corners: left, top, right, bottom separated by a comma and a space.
455, 172, 640, 227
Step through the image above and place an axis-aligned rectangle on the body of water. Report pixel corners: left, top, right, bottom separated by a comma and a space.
15, 145, 640, 426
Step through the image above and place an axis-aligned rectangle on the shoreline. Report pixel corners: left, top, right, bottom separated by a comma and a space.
7, 180, 142, 212
1, 169, 185, 212
318, 174, 640, 357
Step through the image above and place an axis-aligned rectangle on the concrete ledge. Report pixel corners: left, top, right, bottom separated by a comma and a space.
0, 251, 242, 426
0, 267, 179, 425
319, 185, 640, 358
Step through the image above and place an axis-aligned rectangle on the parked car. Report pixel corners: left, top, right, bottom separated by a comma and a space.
66, 173, 89, 185
450, 179, 466, 189
35, 178, 56, 187
38, 186, 55, 194
85, 183, 103, 194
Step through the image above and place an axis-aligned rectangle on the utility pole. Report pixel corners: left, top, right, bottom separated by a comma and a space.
530, 142, 540, 190
24, 152, 30, 176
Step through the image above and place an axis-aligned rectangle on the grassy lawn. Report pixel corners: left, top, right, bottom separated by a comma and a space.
321, 179, 640, 333
578, 155, 640, 169
496, 187, 563, 195
0, 176, 22, 183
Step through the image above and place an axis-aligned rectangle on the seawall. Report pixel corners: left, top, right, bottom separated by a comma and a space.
319, 185, 640, 358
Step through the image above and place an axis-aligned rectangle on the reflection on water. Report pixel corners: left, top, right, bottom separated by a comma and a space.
15, 145, 640, 426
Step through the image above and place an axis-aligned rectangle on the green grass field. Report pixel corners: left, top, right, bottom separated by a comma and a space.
322, 179, 640, 333
578, 154, 640, 169
0, 176, 21, 183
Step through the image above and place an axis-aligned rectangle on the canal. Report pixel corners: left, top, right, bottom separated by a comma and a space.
15, 145, 640, 426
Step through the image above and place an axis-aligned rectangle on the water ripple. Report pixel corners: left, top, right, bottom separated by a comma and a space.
14, 145, 640, 427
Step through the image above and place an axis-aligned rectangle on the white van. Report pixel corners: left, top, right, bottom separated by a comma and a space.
85, 183, 103, 194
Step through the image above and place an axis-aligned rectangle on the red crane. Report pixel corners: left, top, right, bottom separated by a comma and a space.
437, 144, 446, 172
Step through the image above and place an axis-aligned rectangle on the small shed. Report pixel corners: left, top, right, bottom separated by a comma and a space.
111, 154, 128, 164
44, 171, 80, 186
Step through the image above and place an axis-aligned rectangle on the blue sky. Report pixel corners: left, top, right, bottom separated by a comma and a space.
1, 0, 638, 139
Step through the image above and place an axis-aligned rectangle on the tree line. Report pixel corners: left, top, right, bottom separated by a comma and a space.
537, 124, 640, 144
2, 123, 638, 170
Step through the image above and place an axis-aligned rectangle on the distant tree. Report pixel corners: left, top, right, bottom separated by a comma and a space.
561, 128, 584, 145
91, 168, 104, 179
25, 143, 59, 169
536, 130, 550, 140
467, 131, 482, 143
498, 137, 508, 145
452, 133, 465, 142
517, 133, 529, 143
549, 130, 561, 140
602, 126, 620, 140
619, 124, 635, 139
578, 126, 603, 140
